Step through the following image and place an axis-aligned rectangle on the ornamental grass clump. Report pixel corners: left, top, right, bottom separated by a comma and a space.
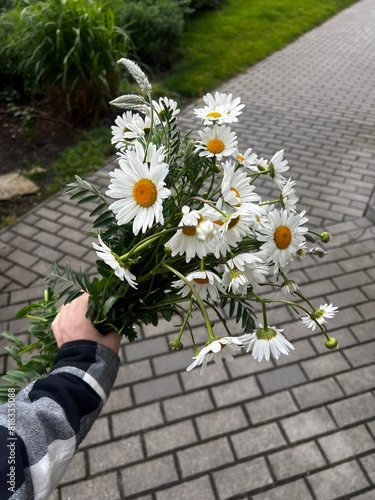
2, 0, 129, 122
0, 59, 339, 398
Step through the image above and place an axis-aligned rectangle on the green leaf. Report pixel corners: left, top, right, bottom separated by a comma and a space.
160, 307, 173, 322
64, 289, 84, 305
1, 331, 26, 349
236, 302, 242, 323
70, 190, 90, 200
16, 303, 41, 318
102, 296, 119, 316
77, 194, 100, 204
4, 346, 23, 366
0, 385, 21, 403
229, 298, 235, 317
93, 211, 116, 227
90, 202, 108, 217
2, 370, 33, 384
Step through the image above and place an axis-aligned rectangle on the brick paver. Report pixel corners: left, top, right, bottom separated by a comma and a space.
1, 0, 375, 498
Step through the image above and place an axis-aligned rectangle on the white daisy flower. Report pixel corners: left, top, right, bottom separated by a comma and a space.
172, 270, 224, 302
129, 140, 166, 165
196, 218, 217, 242
220, 206, 256, 248
123, 114, 152, 140
165, 206, 221, 262
214, 93, 245, 122
228, 253, 269, 288
257, 209, 308, 273
281, 279, 299, 295
92, 235, 137, 288
251, 203, 274, 231
107, 142, 171, 234
152, 97, 180, 121
111, 111, 141, 149
280, 178, 299, 213
194, 103, 228, 125
222, 267, 249, 295
194, 92, 244, 125
221, 160, 261, 207
234, 147, 258, 169
247, 156, 268, 173
195, 124, 237, 160
244, 324, 294, 361
301, 303, 339, 331
187, 336, 247, 374
269, 150, 289, 188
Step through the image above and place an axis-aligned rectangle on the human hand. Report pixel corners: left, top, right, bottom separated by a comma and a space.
51, 293, 121, 355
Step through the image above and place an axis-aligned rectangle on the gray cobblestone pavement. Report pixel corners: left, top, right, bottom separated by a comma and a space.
1, 0, 375, 498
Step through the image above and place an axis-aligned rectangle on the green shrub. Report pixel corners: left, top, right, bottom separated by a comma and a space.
0, 7, 20, 87
116, 0, 185, 70
2, 0, 129, 123
189, 0, 225, 12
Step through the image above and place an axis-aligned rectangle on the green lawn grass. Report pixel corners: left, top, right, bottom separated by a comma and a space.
164, 0, 358, 96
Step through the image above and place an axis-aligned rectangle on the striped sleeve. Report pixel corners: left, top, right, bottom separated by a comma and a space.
0, 340, 120, 500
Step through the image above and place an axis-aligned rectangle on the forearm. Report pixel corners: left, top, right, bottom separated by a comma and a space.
0, 340, 120, 500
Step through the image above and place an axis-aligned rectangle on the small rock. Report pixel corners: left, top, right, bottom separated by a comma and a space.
0, 173, 39, 201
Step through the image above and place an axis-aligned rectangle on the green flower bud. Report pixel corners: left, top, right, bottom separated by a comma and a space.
325, 337, 338, 350
320, 232, 331, 243
169, 339, 184, 351
296, 248, 306, 260
309, 247, 327, 258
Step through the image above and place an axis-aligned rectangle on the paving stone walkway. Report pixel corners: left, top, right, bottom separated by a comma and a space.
1, 0, 375, 498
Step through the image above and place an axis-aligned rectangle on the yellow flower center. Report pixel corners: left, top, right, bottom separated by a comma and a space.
193, 276, 210, 284
228, 215, 240, 229
236, 154, 245, 162
274, 225, 292, 249
206, 111, 222, 119
182, 226, 197, 236
230, 186, 240, 198
182, 215, 203, 236
133, 178, 157, 207
207, 139, 225, 154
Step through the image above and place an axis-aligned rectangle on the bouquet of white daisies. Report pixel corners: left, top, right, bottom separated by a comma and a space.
1, 59, 338, 394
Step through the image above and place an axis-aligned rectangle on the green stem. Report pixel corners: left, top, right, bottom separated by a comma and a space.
292, 291, 315, 311
206, 156, 217, 198
308, 230, 322, 239
139, 297, 189, 310
119, 226, 184, 262
259, 199, 280, 206
26, 315, 48, 323
249, 170, 269, 185
176, 297, 193, 342
163, 263, 215, 341
144, 92, 154, 156
94, 271, 115, 323
188, 196, 228, 219
204, 300, 232, 337
261, 301, 268, 329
